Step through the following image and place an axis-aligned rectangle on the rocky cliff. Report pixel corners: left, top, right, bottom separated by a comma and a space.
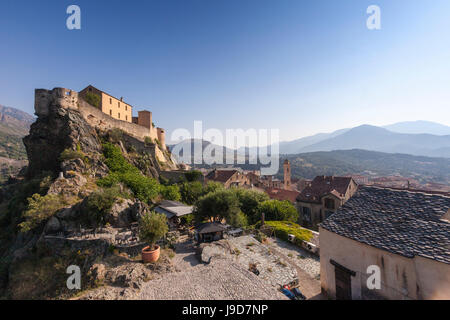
0, 88, 180, 299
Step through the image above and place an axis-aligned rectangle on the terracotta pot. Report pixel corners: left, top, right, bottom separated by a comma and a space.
142, 245, 160, 263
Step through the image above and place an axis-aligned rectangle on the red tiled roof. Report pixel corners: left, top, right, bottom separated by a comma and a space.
265, 188, 300, 203
297, 176, 354, 203
205, 169, 238, 183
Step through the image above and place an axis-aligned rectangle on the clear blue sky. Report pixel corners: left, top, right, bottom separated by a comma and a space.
0, 0, 449, 143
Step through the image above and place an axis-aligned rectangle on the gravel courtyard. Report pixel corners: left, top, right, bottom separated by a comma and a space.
139, 235, 321, 300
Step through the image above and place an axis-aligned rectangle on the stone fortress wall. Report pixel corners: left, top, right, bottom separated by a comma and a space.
35, 88, 171, 164
35, 88, 166, 150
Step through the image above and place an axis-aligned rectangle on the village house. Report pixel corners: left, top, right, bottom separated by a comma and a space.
296, 176, 358, 230
319, 186, 450, 300
265, 188, 300, 204
205, 168, 250, 188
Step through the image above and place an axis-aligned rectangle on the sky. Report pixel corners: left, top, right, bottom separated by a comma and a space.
0, 0, 449, 144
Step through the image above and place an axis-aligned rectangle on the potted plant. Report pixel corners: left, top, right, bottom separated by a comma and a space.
139, 211, 168, 263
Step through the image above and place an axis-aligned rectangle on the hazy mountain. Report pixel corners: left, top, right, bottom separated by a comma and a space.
277, 128, 350, 154
283, 149, 450, 185
168, 139, 247, 165
297, 125, 450, 158
0, 105, 34, 182
0, 104, 35, 136
384, 120, 450, 136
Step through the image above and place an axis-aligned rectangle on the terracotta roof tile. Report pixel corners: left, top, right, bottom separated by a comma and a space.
297, 176, 354, 203
265, 188, 300, 203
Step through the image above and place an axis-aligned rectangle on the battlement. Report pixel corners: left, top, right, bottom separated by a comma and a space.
34, 87, 166, 150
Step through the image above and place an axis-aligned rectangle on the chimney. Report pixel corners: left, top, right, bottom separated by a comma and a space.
120, 97, 123, 101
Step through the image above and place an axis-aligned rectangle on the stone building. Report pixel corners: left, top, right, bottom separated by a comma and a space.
79, 85, 166, 150
205, 168, 250, 188
79, 85, 133, 123
320, 186, 450, 300
296, 176, 358, 230
34, 88, 174, 170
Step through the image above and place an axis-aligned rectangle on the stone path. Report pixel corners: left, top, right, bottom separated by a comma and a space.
139, 235, 322, 300
139, 237, 287, 300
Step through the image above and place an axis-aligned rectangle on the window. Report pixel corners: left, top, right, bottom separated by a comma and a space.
110, 98, 112, 104
324, 198, 335, 210
109, 110, 112, 116
125, 115, 128, 121
118, 102, 120, 108
302, 207, 311, 222
118, 113, 120, 119
125, 105, 128, 111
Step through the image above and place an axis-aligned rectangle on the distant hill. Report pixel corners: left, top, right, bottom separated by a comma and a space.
168, 139, 247, 165
384, 120, 450, 136
267, 128, 350, 155
0, 104, 35, 136
296, 125, 450, 158
0, 104, 34, 182
283, 149, 450, 185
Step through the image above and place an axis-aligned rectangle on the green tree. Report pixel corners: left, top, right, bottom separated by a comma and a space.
203, 181, 224, 194
257, 200, 299, 222
139, 211, 168, 250
194, 189, 242, 226
184, 170, 203, 182
179, 181, 204, 205
86, 187, 122, 226
232, 189, 269, 224
160, 184, 181, 201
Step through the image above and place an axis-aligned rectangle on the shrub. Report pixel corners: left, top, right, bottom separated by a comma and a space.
203, 181, 224, 194
102, 143, 135, 173
180, 213, 194, 226
109, 128, 124, 143
86, 187, 121, 225
144, 136, 153, 145
184, 170, 203, 182
19, 194, 67, 232
264, 221, 313, 245
179, 181, 204, 205
99, 143, 159, 202
60, 148, 86, 162
120, 171, 160, 202
84, 92, 100, 108
160, 184, 181, 201
139, 212, 168, 250
257, 200, 299, 222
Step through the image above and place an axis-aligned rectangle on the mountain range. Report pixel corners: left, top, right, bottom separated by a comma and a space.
236, 120, 450, 158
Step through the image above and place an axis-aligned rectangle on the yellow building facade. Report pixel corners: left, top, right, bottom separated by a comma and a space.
79, 85, 133, 123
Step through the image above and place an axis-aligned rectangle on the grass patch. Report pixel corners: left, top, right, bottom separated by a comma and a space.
264, 221, 313, 246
